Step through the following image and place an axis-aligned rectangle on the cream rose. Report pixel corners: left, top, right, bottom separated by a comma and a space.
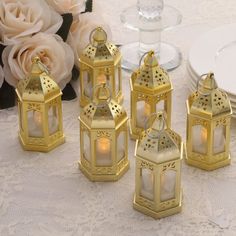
2, 33, 74, 89
67, 12, 112, 68
0, 65, 4, 88
0, 0, 63, 45
45, 0, 85, 17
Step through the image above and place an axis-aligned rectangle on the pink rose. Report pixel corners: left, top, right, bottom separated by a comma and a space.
45, 0, 85, 17
0, 0, 63, 45
0, 65, 3, 88
2, 33, 74, 89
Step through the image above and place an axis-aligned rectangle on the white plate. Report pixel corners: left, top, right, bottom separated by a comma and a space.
188, 23, 236, 96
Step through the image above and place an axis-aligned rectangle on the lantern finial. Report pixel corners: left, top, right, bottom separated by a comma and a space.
143, 50, 159, 68
30, 56, 49, 75
92, 27, 107, 44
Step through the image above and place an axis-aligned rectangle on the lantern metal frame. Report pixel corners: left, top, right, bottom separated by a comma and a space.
130, 51, 172, 140
15, 57, 65, 152
79, 84, 129, 181
186, 73, 232, 171
79, 27, 123, 107
133, 112, 183, 219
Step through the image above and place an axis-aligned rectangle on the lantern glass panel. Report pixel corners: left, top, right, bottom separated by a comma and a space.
192, 125, 207, 154
27, 110, 43, 137
117, 131, 125, 162
136, 101, 151, 128
83, 71, 92, 98
160, 170, 176, 201
83, 131, 91, 162
140, 168, 154, 200
48, 106, 59, 135
96, 137, 112, 166
155, 100, 164, 113
213, 125, 225, 154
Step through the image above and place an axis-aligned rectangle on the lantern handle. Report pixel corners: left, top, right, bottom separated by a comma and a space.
32, 56, 50, 74
89, 27, 107, 48
90, 83, 112, 108
144, 112, 165, 139
196, 73, 218, 96
139, 51, 150, 68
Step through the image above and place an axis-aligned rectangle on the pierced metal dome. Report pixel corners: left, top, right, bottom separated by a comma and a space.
132, 51, 172, 93
16, 57, 61, 102
188, 72, 232, 118
80, 84, 128, 128
136, 112, 181, 164
80, 27, 121, 66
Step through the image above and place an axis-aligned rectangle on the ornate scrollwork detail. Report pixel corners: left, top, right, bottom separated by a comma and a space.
215, 118, 227, 127
28, 137, 45, 145
137, 196, 154, 210
162, 161, 176, 171
137, 94, 151, 103
27, 103, 41, 111
160, 199, 176, 210
96, 130, 111, 138
140, 160, 154, 170
95, 167, 114, 175
154, 93, 167, 103
193, 119, 208, 127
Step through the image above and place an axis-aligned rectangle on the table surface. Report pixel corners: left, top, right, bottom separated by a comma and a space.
1, 0, 236, 235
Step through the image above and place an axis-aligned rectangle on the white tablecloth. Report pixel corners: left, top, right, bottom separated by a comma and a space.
1, 0, 236, 235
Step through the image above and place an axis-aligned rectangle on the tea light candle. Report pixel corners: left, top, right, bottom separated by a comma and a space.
136, 102, 151, 128
192, 126, 208, 153
96, 138, 112, 166
28, 111, 58, 137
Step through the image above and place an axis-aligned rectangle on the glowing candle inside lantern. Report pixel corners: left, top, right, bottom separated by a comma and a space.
97, 73, 107, 84
28, 110, 58, 137
136, 102, 151, 128
96, 137, 112, 166
192, 126, 208, 154
34, 111, 42, 126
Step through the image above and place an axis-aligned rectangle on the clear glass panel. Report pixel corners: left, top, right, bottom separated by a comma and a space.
27, 110, 43, 137
155, 100, 164, 113
48, 106, 59, 135
192, 125, 207, 154
136, 101, 151, 128
83, 132, 91, 162
140, 168, 154, 200
117, 132, 125, 162
96, 138, 112, 166
83, 71, 92, 98
213, 125, 225, 154
160, 170, 176, 201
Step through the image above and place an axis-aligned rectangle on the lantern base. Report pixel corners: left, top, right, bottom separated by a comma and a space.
19, 134, 65, 152
133, 192, 182, 219
185, 153, 231, 171
78, 161, 130, 182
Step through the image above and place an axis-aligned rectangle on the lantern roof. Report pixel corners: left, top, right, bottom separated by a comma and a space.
188, 72, 232, 119
136, 113, 181, 164
79, 27, 121, 67
80, 84, 128, 129
131, 51, 172, 94
16, 57, 61, 102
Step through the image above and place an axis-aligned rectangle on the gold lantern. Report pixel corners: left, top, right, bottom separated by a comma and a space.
79, 84, 129, 181
130, 51, 172, 140
79, 27, 123, 107
186, 72, 232, 171
133, 112, 183, 219
16, 57, 65, 152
